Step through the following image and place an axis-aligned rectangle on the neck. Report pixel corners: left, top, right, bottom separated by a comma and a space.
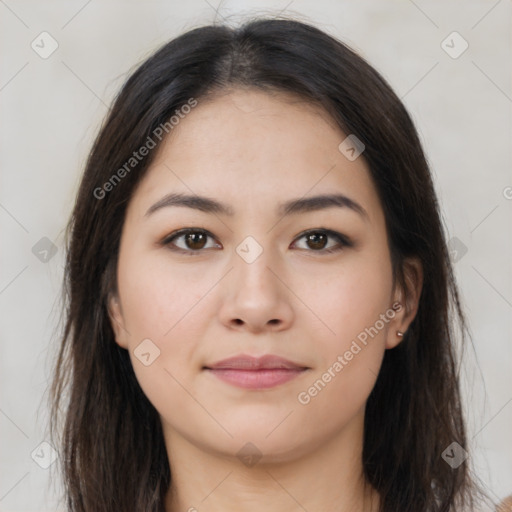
163, 408, 380, 512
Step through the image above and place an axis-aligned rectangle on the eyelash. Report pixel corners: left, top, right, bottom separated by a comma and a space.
160, 228, 353, 256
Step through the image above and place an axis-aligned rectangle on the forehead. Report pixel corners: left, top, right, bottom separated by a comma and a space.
166, 88, 343, 160
127, 88, 383, 226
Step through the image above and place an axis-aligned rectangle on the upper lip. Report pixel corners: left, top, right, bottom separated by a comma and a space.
204, 354, 309, 370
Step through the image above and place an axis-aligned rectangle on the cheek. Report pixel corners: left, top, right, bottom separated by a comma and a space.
118, 248, 215, 341
119, 269, 210, 422
309, 249, 393, 346
117, 251, 215, 396
296, 250, 392, 416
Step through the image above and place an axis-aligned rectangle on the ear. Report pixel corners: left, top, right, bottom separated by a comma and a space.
107, 293, 129, 349
385, 257, 423, 349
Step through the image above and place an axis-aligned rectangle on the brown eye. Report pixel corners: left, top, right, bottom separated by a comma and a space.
305, 232, 328, 250
292, 229, 352, 254
184, 232, 207, 250
162, 229, 220, 254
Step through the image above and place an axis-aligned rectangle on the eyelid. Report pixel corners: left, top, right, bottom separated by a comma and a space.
160, 228, 220, 252
291, 228, 353, 247
160, 227, 352, 255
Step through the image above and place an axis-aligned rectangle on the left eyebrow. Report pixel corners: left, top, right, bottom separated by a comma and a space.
144, 192, 369, 221
278, 193, 369, 221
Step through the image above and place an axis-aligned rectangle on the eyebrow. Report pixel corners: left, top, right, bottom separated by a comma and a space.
144, 192, 369, 220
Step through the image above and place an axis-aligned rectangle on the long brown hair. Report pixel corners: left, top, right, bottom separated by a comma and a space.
49, 16, 492, 511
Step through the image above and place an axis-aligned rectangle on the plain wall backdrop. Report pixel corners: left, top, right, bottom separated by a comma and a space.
1, 1, 511, 510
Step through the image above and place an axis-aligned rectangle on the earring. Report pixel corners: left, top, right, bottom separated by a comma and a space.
397, 330, 404, 337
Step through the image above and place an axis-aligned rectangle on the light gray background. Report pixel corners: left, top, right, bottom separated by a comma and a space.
1, 1, 511, 510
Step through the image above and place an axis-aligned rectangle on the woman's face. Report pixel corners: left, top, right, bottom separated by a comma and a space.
108, 88, 418, 464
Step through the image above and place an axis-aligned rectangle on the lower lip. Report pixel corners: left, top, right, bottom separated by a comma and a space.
205, 368, 307, 389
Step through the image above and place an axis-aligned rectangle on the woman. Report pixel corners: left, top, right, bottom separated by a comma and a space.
49, 16, 492, 512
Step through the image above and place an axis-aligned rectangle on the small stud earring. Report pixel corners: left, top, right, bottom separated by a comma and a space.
397, 330, 404, 337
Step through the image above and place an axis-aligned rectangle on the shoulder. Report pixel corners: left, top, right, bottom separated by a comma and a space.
496, 494, 512, 512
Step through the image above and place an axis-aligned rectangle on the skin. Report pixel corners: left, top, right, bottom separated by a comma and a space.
108, 88, 423, 512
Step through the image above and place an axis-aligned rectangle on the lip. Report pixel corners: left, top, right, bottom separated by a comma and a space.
203, 354, 310, 390
205, 354, 308, 371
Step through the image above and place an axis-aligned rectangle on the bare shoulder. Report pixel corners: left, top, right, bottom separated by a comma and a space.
496, 494, 512, 512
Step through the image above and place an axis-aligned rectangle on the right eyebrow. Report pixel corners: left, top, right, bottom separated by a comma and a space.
145, 193, 234, 217
144, 192, 369, 222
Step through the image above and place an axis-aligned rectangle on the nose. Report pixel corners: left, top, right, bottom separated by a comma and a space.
218, 246, 294, 334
